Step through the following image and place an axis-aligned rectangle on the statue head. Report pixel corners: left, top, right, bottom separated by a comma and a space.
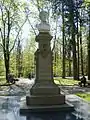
39, 11, 48, 23
36, 10, 50, 32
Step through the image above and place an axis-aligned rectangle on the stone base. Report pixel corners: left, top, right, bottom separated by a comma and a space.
20, 99, 74, 115
26, 94, 65, 106
30, 82, 60, 95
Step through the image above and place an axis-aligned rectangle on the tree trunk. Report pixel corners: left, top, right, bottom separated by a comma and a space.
72, 34, 78, 80
54, 51, 57, 76
88, 6, 90, 80
16, 39, 22, 78
2, 20, 10, 81
80, 18, 84, 76
76, 9, 79, 80
4, 52, 10, 81
62, 2, 65, 78
68, 48, 72, 77
5, 11, 10, 81
69, 0, 78, 80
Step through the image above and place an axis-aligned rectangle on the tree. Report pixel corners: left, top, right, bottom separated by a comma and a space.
62, 2, 66, 78
22, 35, 36, 77
0, 0, 27, 81
79, 11, 84, 76
87, 5, 90, 80
16, 38, 23, 78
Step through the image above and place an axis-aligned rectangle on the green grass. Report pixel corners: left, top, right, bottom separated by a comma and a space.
76, 93, 90, 102
54, 77, 79, 85
0, 76, 6, 84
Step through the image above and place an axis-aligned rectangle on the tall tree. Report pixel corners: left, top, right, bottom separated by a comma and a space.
0, 0, 27, 81
80, 12, 84, 76
76, 0, 80, 79
66, 0, 78, 79
62, 2, 66, 78
88, 5, 90, 80
16, 38, 23, 78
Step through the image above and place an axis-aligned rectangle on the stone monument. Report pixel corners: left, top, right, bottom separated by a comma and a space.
20, 11, 74, 114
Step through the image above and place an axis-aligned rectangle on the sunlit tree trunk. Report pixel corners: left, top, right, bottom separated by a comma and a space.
68, 36, 72, 77
80, 18, 84, 76
69, 0, 78, 80
62, 2, 65, 78
2, 11, 10, 81
88, 6, 90, 80
76, 8, 79, 80
16, 39, 22, 78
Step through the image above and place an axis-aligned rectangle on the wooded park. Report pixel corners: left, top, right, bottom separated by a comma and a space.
0, 0, 90, 83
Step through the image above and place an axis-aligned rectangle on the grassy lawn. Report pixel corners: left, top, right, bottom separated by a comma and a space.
0, 76, 6, 84
54, 77, 79, 85
76, 93, 90, 102
54, 77, 90, 102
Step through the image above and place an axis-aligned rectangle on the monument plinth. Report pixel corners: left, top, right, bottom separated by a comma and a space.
20, 11, 74, 114
26, 11, 65, 106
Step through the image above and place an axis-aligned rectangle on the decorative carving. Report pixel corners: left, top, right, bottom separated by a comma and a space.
40, 44, 49, 58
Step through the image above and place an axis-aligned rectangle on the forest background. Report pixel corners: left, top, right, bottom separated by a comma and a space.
0, 0, 90, 81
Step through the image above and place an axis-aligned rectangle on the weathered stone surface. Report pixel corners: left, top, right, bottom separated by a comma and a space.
30, 83, 60, 95
24, 11, 66, 109
35, 32, 52, 42
20, 101, 74, 114
36, 52, 53, 81
26, 94, 65, 106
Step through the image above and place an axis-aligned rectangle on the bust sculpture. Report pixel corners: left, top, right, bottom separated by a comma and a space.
39, 11, 48, 23
36, 10, 50, 32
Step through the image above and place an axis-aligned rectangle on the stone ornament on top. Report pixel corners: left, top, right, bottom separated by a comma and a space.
36, 11, 50, 32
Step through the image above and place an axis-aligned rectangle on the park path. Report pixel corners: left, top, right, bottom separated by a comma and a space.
0, 78, 35, 96
0, 78, 90, 120
15, 78, 90, 95
0, 77, 90, 96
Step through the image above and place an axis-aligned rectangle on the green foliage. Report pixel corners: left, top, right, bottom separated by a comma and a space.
76, 93, 90, 102
53, 56, 62, 76
0, 59, 5, 76
10, 52, 17, 76
23, 52, 34, 77
0, 76, 6, 84
21, 36, 36, 77
0, 0, 89, 79
84, 0, 90, 6
54, 78, 79, 85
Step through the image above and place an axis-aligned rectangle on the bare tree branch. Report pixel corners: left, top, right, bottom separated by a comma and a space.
52, 17, 58, 51
0, 29, 3, 40
10, 17, 28, 53
0, 6, 4, 23
27, 17, 37, 36
31, 0, 41, 12
0, 43, 4, 49
52, 39, 56, 52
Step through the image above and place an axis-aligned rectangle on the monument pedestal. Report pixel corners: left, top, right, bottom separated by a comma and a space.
26, 95, 65, 106
20, 11, 74, 115
30, 82, 60, 95
25, 31, 65, 107
26, 82, 65, 106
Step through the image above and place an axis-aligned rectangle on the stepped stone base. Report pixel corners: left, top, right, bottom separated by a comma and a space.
30, 82, 60, 95
26, 94, 65, 106
20, 99, 74, 115
26, 82, 65, 106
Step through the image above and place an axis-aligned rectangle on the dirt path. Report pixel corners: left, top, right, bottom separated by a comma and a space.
0, 78, 90, 96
